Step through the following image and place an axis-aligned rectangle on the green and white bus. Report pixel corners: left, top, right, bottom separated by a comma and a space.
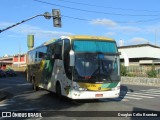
27, 35, 121, 99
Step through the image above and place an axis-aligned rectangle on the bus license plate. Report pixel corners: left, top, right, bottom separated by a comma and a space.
95, 94, 103, 97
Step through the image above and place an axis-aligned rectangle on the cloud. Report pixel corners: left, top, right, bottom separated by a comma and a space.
105, 32, 116, 36
115, 26, 142, 33
127, 37, 149, 45
90, 18, 117, 27
90, 18, 142, 34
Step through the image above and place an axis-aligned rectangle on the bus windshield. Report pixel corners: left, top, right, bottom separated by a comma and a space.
73, 40, 120, 83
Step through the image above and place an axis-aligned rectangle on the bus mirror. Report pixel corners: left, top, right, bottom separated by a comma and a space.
69, 50, 75, 66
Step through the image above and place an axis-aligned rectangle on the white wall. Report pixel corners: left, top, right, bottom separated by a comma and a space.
119, 46, 160, 59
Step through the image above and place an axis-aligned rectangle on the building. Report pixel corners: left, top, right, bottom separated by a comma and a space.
118, 44, 160, 66
118, 44, 160, 76
12, 54, 27, 68
0, 56, 13, 69
0, 54, 27, 71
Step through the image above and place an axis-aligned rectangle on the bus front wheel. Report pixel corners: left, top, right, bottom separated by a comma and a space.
56, 82, 62, 97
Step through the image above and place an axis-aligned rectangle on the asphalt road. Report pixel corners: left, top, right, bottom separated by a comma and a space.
0, 74, 160, 120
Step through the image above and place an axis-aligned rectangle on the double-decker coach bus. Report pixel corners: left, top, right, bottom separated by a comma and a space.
26, 35, 121, 99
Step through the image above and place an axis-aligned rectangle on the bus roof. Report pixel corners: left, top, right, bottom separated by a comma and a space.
67, 35, 115, 41
28, 35, 115, 52
43, 39, 57, 45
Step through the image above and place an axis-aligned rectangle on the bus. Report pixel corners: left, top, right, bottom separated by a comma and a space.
26, 35, 121, 99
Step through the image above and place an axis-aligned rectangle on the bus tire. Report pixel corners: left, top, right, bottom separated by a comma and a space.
56, 82, 62, 98
33, 84, 39, 91
32, 79, 39, 91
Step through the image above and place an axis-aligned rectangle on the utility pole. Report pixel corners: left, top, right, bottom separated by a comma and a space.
0, 9, 62, 33
0, 14, 43, 33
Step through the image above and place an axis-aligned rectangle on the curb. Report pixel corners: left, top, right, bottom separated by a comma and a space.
0, 91, 7, 102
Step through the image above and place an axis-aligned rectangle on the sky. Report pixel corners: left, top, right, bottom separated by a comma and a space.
1, 0, 160, 57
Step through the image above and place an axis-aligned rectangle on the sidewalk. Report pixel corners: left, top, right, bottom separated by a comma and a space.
0, 91, 7, 101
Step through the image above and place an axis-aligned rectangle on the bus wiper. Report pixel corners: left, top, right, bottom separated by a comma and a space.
91, 56, 101, 81
101, 60, 113, 83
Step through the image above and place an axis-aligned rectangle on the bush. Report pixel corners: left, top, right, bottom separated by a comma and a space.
120, 64, 127, 76
147, 70, 157, 78
147, 64, 157, 78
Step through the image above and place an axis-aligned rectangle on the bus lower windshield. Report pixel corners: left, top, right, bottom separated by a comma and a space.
73, 53, 120, 83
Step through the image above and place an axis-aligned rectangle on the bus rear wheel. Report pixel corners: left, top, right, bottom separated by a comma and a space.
33, 83, 39, 91
32, 78, 39, 91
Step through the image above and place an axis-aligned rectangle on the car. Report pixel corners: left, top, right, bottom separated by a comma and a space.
0, 69, 6, 77
5, 69, 17, 77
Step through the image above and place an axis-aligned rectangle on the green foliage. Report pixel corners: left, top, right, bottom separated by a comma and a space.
147, 64, 157, 78
120, 64, 127, 76
127, 73, 136, 77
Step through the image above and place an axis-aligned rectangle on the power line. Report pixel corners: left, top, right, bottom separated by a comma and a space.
34, 0, 160, 17
59, 0, 160, 13
62, 15, 90, 22
62, 15, 160, 24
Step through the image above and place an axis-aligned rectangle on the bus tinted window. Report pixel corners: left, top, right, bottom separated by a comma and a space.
54, 41, 62, 59
73, 40, 117, 53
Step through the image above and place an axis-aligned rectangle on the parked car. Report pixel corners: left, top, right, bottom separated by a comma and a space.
5, 69, 17, 77
0, 69, 6, 77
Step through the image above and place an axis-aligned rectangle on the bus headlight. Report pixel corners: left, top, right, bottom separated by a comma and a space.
112, 86, 120, 91
74, 86, 87, 91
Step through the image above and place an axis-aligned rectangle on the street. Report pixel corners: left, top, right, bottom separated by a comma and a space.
0, 74, 160, 120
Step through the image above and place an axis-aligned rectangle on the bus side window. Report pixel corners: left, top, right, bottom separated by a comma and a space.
39, 52, 45, 59
46, 44, 56, 60
36, 47, 47, 61
63, 39, 72, 79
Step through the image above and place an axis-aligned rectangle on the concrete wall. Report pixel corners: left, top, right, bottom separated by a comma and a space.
121, 77, 160, 87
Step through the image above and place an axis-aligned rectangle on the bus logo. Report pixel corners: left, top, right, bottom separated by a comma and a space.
98, 87, 101, 90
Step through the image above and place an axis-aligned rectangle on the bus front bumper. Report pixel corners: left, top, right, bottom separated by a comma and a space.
69, 89, 120, 99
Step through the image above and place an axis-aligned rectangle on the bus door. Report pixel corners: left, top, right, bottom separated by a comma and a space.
43, 41, 63, 86
42, 43, 56, 86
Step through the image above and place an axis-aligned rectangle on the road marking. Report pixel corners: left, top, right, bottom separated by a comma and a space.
126, 92, 160, 97
119, 88, 160, 101
126, 94, 154, 98
0, 103, 8, 107
127, 91, 160, 94
122, 96, 142, 100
